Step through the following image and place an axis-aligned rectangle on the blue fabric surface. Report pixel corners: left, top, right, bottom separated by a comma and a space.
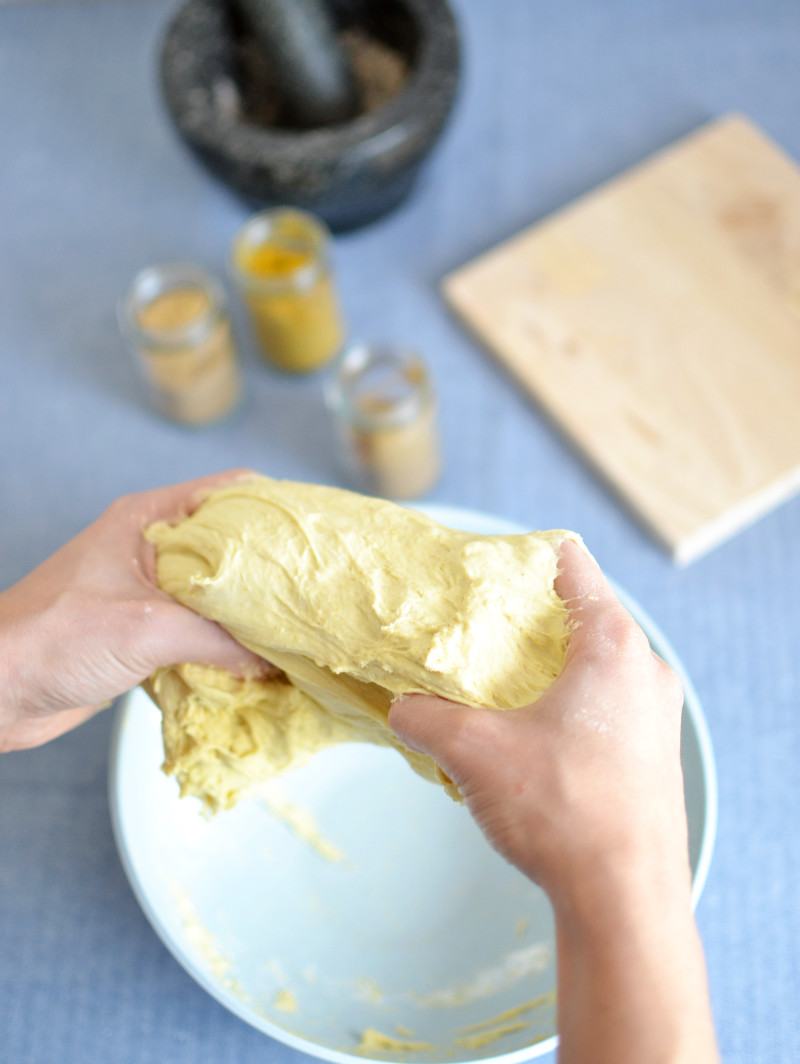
1, 1, 799, 1061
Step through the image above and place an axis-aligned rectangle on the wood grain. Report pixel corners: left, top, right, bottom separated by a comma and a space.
443, 115, 800, 563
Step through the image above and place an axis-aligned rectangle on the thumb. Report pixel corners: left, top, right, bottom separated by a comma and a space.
389, 693, 495, 789
145, 601, 265, 678
389, 693, 472, 754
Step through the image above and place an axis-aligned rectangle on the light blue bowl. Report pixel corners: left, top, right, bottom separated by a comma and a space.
109, 505, 716, 1063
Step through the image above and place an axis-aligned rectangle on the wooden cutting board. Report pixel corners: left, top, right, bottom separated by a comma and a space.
443, 114, 800, 563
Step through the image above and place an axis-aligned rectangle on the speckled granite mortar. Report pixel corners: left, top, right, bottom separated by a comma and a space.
160, 0, 461, 230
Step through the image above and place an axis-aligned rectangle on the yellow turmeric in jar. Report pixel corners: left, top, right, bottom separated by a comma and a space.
230, 209, 345, 373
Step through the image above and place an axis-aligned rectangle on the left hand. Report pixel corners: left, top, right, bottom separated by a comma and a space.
0, 471, 261, 752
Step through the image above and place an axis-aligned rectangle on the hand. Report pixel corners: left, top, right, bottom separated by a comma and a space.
389, 538, 688, 895
389, 540, 719, 1063
0, 471, 261, 752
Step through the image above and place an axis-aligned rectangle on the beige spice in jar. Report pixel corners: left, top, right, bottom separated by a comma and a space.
130, 280, 241, 425
328, 344, 442, 499
346, 391, 441, 499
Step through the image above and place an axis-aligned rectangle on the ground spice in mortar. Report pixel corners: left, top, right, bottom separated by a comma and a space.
340, 27, 408, 114
231, 26, 408, 127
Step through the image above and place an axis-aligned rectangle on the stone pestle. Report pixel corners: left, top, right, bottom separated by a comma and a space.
232, 0, 359, 127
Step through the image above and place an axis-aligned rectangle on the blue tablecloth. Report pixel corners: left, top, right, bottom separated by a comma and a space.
1, 2, 798, 1061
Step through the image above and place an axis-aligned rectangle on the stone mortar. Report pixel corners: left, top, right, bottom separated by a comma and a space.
160, 0, 461, 231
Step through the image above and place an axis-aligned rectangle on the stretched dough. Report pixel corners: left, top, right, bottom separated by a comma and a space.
145, 477, 580, 809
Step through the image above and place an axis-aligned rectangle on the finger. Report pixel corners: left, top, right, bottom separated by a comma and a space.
554, 537, 616, 613
389, 692, 477, 758
131, 468, 259, 527
149, 607, 264, 677
390, 694, 514, 801
555, 538, 640, 663
116, 470, 258, 583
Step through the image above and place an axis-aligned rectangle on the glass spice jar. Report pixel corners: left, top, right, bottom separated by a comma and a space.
229, 208, 345, 373
326, 342, 442, 499
119, 263, 241, 425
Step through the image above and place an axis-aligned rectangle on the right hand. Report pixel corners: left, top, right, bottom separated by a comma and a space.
389, 539, 689, 900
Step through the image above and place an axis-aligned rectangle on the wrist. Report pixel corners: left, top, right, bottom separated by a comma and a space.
551, 840, 694, 947
548, 817, 693, 911
0, 579, 67, 751
0, 586, 26, 749
548, 843, 717, 1064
